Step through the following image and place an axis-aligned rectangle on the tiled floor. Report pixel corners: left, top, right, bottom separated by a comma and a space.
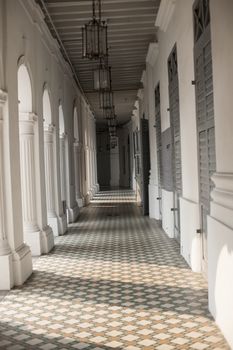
0, 190, 230, 349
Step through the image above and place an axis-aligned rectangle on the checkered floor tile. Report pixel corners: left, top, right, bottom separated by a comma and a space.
0, 190, 230, 349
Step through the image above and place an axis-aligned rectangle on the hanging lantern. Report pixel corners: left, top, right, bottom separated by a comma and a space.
98, 66, 114, 110
109, 129, 117, 138
107, 118, 117, 127
94, 60, 110, 90
104, 105, 115, 119
100, 89, 114, 110
109, 125, 116, 134
82, 0, 108, 60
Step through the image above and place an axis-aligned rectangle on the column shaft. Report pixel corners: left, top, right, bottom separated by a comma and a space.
19, 113, 40, 233
44, 125, 56, 218
0, 96, 11, 256
59, 134, 66, 202
74, 142, 81, 201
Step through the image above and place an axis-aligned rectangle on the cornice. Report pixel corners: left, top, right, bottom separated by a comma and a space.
140, 70, 147, 87
146, 43, 159, 67
137, 89, 144, 100
155, 0, 176, 32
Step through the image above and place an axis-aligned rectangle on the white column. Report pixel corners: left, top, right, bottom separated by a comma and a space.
59, 133, 66, 204
65, 137, 79, 223
91, 119, 96, 194
19, 113, 44, 256
0, 91, 13, 289
44, 124, 60, 236
87, 113, 92, 199
74, 140, 83, 207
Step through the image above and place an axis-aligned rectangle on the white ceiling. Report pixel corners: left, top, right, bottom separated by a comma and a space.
38, 0, 161, 123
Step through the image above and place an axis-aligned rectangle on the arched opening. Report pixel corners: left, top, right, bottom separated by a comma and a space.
18, 64, 32, 113
73, 106, 79, 142
17, 62, 42, 255
43, 89, 52, 125
59, 104, 65, 135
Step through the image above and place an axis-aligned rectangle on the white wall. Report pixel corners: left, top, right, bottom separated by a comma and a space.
0, 0, 97, 288
143, 0, 233, 347
208, 0, 233, 347
145, 0, 201, 269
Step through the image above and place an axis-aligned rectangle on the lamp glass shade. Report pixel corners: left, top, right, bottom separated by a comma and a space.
94, 66, 109, 90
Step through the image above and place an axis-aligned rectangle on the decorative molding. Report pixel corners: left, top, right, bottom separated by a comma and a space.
0, 90, 7, 106
140, 70, 147, 87
155, 0, 176, 32
44, 123, 55, 133
211, 172, 233, 229
211, 173, 233, 209
212, 173, 233, 192
19, 0, 91, 110
59, 132, 67, 139
137, 88, 144, 100
146, 43, 159, 67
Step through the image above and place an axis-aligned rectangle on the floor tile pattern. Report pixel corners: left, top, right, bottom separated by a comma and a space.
0, 190, 230, 349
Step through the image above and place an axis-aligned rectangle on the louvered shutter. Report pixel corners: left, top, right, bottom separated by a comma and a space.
168, 46, 182, 195
194, 16, 216, 233
155, 84, 162, 188
140, 118, 150, 215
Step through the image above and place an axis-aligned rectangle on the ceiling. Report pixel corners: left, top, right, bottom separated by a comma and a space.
39, 0, 161, 124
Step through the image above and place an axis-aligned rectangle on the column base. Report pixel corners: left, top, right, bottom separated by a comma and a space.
0, 253, 14, 290
42, 225, 54, 253
208, 216, 233, 348
89, 188, 95, 200
85, 193, 91, 205
67, 204, 79, 223
24, 230, 45, 256
77, 197, 84, 208
48, 216, 60, 237
12, 243, 32, 286
58, 213, 67, 235
149, 183, 161, 220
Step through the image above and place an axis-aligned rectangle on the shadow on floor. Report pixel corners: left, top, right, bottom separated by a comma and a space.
21, 270, 211, 319
0, 322, 123, 350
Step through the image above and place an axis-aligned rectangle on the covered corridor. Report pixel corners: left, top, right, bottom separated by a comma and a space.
0, 191, 228, 349
1, 0, 233, 348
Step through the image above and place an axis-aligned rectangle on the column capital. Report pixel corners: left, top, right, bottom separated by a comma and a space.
19, 112, 38, 122
74, 140, 81, 148
19, 114, 37, 135
59, 132, 66, 139
44, 123, 55, 133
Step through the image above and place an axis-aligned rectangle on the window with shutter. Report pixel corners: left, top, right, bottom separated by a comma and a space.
140, 118, 150, 215
193, 0, 216, 273
168, 46, 182, 195
155, 84, 162, 217
168, 45, 182, 242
